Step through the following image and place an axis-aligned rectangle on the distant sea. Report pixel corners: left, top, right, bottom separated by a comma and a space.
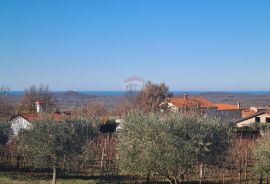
6, 91, 270, 96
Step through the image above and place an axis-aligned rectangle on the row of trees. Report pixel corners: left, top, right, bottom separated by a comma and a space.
2, 112, 270, 184
0, 80, 170, 120
1, 111, 234, 184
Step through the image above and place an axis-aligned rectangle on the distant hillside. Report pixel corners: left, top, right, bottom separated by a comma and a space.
54, 91, 123, 109
6, 91, 124, 110
199, 92, 270, 108
6, 91, 270, 110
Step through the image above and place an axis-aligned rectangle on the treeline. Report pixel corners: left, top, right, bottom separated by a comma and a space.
0, 112, 264, 184
0, 82, 170, 120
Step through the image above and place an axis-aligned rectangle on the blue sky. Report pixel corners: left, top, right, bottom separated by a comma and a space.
0, 0, 270, 91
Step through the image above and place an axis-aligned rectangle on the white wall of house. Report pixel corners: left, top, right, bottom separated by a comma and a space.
116, 119, 124, 131
237, 113, 270, 127
10, 116, 31, 135
167, 103, 179, 112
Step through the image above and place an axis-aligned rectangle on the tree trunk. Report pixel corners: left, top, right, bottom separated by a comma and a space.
239, 159, 242, 184
166, 178, 174, 184
244, 149, 248, 180
199, 163, 203, 184
146, 172, 151, 183
203, 164, 206, 181
16, 155, 20, 170
173, 176, 178, 184
260, 175, 263, 184
52, 165, 56, 184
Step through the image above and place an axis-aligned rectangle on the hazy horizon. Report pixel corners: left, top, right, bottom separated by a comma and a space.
1, 0, 270, 91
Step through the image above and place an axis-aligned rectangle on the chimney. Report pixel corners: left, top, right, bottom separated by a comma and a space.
36, 101, 44, 113
237, 102, 241, 109
184, 94, 187, 100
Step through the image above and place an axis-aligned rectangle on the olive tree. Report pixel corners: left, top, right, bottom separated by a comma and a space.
18, 119, 98, 184
253, 135, 270, 182
116, 111, 231, 184
0, 122, 11, 145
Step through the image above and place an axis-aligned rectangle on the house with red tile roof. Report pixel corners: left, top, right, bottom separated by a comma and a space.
167, 94, 242, 121
236, 108, 270, 127
9, 101, 63, 135
241, 109, 257, 118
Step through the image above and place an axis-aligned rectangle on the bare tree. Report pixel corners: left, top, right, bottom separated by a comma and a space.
112, 99, 134, 116
136, 81, 170, 112
18, 84, 56, 113
0, 84, 15, 121
74, 102, 108, 118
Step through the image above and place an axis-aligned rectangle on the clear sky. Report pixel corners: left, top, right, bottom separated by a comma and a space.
0, 0, 270, 91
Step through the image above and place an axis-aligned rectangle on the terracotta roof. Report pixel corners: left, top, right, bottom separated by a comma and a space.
169, 95, 243, 111
36, 100, 45, 104
10, 113, 63, 122
214, 103, 239, 110
21, 113, 40, 121
242, 109, 256, 118
236, 110, 267, 123
168, 95, 213, 108
236, 108, 270, 123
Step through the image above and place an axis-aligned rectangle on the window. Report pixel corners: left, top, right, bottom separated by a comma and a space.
266, 117, 270, 123
255, 117, 261, 123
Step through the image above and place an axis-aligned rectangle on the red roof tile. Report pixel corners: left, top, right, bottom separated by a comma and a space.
241, 109, 257, 118
168, 95, 213, 108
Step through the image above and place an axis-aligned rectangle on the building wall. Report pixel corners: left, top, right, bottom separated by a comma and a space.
237, 113, 270, 127
215, 110, 242, 121
168, 104, 241, 121
10, 116, 31, 135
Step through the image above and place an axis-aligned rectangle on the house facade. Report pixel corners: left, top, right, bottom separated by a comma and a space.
167, 94, 242, 121
10, 114, 32, 135
236, 110, 270, 127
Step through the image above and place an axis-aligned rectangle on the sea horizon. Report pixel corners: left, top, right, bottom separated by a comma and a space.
6, 90, 270, 96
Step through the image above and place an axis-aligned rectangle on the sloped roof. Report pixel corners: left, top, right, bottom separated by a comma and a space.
214, 103, 240, 110
168, 95, 213, 108
242, 109, 257, 118
10, 113, 62, 122
9, 114, 39, 122
235, 109, 270, 123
